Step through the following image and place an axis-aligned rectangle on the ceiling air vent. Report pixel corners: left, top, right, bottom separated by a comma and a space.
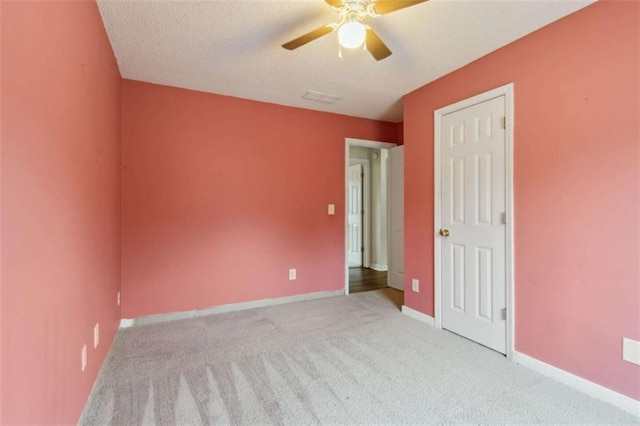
302, 90, 340, 104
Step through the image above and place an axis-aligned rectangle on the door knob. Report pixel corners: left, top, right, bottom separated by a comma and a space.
439, 229, 450, 237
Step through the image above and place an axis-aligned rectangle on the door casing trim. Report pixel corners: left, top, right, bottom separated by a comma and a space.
433, 83, 515, 359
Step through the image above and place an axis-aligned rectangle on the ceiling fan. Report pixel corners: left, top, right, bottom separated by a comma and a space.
282, 0, 428, 61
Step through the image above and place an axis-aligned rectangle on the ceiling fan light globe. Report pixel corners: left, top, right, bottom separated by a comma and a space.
338, 21, 366, 49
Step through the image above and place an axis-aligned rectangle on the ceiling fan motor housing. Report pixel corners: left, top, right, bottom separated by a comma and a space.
339, 0, 375, 23
282, 0, 429, 61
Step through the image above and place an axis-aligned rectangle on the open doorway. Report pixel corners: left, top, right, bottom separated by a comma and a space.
348, 146, 386, 293
345, 138, 402, 298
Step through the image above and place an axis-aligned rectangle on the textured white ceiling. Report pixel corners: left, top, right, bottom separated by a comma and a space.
97, 0, 594, 123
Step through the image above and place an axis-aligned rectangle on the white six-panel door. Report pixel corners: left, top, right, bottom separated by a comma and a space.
388, 146, 404, 291
440, 96, 507, 354
348, 164, 363, 266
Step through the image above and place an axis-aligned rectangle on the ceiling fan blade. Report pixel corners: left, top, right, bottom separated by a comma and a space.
282, 25, 335, 50
372, 0, 429, 15
324, 0, 345, 7
366, 28, 392, 61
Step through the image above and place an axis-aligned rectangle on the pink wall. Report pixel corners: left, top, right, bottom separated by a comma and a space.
0, 1, 4, 421
396, 121, 404, 145
1, 1, 121, 424
403, 1, 639, 400
121, 80, 398, 319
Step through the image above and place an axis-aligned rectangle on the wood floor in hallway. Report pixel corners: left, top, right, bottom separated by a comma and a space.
349, 267, 388, 293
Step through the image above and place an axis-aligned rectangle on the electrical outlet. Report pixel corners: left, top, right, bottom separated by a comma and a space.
94, 323, 99, 348
117, 291, 120, 306
289, 269, 296, 280
623, 337, 640, 365
411, 279, 419, 292
81, 345, 87, 372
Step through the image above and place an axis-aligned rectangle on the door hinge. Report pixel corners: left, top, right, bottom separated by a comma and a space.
501, 212, 507, 225
501, 116, 507, 129
361, 247, 365, 253
501, 307, 507, 320
361, 172, 364, 178
361, 209, 364, 215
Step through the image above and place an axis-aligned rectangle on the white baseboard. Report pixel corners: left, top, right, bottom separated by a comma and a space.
120, 290, 345, 328
119, 319, 134, 328
401, 305, 435, 327
370, 263, 388, 272
513, 351, 640, 417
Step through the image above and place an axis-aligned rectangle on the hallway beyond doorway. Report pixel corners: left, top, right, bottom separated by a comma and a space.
349, 267, 388, 293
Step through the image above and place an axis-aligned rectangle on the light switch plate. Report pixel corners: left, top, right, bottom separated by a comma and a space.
289, 269, 296, 280
328, 204, 335, 215
411, 279, 419, 292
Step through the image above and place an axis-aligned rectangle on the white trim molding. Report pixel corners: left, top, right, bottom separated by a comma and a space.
120, 290, 344, 328
119, 319, 135, 328
401, 305, 435, 327
370, 263, 388, 272
433, 83, 515, 359
345, 137, 396, 148
513, 351, 640, 417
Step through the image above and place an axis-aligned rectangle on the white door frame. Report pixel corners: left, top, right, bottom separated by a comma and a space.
387, 146, 405, 291
433, 83, 515, 359
345, 138, 397, 295
348, 159, 371, 268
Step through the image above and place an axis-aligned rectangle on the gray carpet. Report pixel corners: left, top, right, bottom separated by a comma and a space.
81, 289, 638, 425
